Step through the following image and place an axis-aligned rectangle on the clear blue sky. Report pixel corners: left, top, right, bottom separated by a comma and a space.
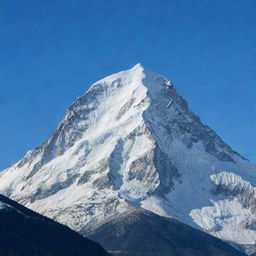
0, 0, 255, 169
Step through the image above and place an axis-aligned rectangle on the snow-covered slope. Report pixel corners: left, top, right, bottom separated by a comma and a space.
1, 64, 256, 254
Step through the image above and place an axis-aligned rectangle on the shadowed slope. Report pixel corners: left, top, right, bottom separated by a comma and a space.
0, 194, 110, 256
89, 209, 246, 256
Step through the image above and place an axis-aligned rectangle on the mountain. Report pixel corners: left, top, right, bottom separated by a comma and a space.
0, 194, 110, 256
0, 64, 256, 255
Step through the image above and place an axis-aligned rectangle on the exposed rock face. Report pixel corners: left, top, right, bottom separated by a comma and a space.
0, 64, 256, 254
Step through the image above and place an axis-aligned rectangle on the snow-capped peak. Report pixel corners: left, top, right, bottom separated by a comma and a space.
131, 62, 144, 69
0, 65, 256, 255
87, 63, 172, 96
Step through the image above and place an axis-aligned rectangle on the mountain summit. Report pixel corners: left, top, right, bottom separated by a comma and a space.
1, 64, 256, 255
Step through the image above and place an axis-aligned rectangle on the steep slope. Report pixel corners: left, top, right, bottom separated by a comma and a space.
89, 209, 246, 256
0, 194, 110, 256
0, 64, 256, 254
